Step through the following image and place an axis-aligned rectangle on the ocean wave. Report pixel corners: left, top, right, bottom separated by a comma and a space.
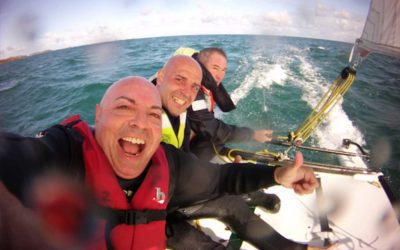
0, 80, 18, 92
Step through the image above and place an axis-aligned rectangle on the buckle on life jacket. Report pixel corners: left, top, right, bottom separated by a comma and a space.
122, 210, 147, 225
116, 209, 167, 225
97, 205, 167, 225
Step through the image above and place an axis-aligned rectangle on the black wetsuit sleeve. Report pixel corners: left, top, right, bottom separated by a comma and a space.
163, 143, 277, 210
213, 83, 236, 112
181, 118, 191, 153
0, 125, 84, 200
188, 93, 254, 144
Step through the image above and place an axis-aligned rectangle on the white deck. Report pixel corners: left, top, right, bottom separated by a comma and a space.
197, 171, 400, 249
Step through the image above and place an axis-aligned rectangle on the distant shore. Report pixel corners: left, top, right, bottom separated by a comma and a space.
0, 50, 52, 64
0, 55, 28, 64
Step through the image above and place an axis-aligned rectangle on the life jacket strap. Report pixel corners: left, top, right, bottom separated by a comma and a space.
116, 209, 167, 225
97, 205, 167, 225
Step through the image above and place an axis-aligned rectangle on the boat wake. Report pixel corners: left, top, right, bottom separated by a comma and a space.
230, 47, 367, 168
294, 52, 367, 168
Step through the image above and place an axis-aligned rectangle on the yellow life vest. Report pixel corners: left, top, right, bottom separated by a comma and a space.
161, 111, 187, 149
173, 47, 198, 56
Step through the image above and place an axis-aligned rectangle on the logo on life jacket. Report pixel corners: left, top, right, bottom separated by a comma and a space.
154, 187, 166, 204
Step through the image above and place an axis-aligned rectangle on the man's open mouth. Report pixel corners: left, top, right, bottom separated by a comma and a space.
119, 137, 145, 156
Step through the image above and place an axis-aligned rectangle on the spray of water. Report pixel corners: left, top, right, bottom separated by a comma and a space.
231, 55, 287, 105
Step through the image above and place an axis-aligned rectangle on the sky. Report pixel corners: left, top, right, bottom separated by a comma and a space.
0, 0, 371, 59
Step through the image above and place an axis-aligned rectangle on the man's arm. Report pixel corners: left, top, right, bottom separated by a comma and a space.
188, 103, 274, 144
188, 96, 254, 144
164, 144, 317, 210
0, 125, 83, 200
164, 143, 275, 209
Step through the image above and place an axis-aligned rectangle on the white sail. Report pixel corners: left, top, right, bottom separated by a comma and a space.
358, 0, 400, 57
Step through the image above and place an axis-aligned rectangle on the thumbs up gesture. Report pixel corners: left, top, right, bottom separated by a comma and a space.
274, 152, 318, 195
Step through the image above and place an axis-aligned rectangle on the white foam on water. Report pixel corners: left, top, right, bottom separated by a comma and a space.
0, 80, 19, 92
230, 55, 288, 105
294, 54, 367, 168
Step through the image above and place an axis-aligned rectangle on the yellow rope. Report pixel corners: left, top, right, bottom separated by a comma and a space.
213, 68, 356, 163
291, 70, 356, 144
213, 143, 232, 163
213, 143, 282, 164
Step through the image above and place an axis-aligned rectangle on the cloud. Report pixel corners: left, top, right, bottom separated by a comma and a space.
316, 1, 335, 17
261, 10, 293, 26
335, 10, 352, 19
139, 8, 153, 16
40, 25, 125, 53
0, 45, 28, 58
249, 1, 366, 42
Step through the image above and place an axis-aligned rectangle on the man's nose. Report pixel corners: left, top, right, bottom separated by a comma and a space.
129, 111, 148, 129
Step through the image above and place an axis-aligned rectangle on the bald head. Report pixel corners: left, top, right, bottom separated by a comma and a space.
95, 76, 163, 179
100, 76, 160, 107
163, 55, 202, 74
157, 55, 202, 116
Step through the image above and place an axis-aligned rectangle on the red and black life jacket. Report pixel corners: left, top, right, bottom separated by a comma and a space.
62, 115, 169, 250
200, 85, 215, 112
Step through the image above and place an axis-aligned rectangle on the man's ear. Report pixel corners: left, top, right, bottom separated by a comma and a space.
95, 104, 101, 124
156, 69, 164, 85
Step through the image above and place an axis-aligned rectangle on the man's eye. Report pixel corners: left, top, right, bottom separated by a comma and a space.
150, 113, 161, 119
117, 105, 129, 109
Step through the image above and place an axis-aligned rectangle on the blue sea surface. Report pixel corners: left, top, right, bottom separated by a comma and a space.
1, 35, 399, 195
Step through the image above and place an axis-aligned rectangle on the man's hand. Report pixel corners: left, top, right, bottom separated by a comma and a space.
253, 129, 273, 143
233, 155, 242, 163
0, 182, 54, 249
274, 152, 318, 195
